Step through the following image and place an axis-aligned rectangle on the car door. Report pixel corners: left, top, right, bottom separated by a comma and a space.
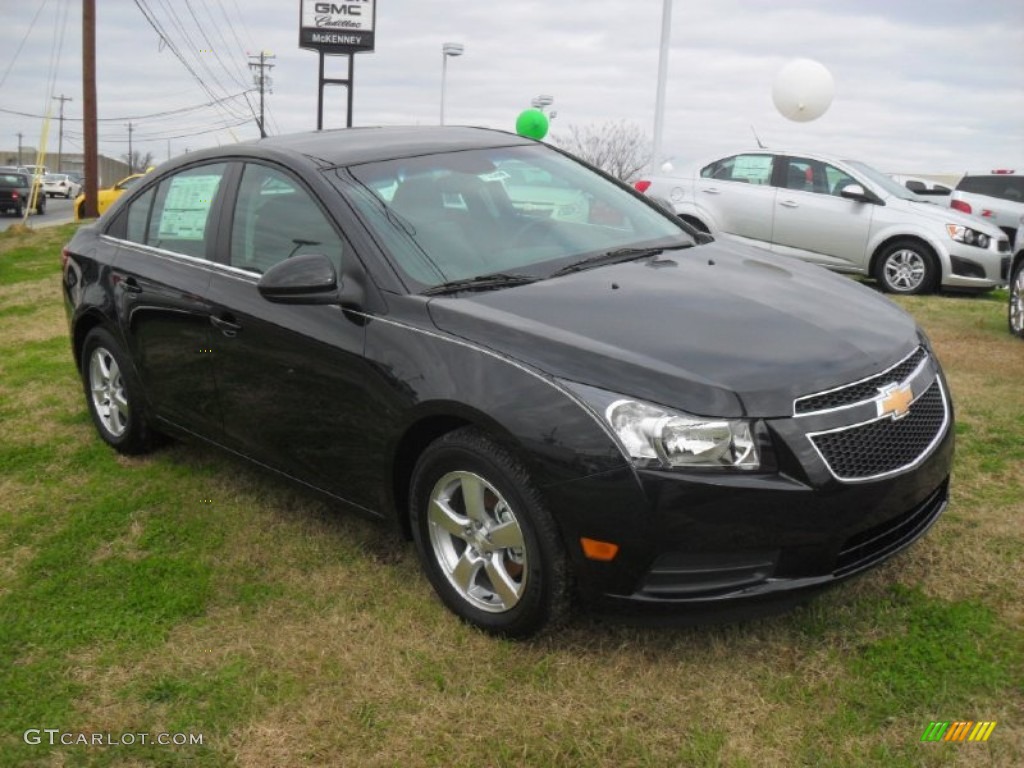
770, 156, 874, 270
205, 161, 380, 510
695, 153, 777, 245
107, 162, 228, 435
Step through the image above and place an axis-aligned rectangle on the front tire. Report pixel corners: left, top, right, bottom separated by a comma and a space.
876, 239, 939, 294
1010, 259, 1024, 339
410, 427, 571, 638
81, 327, 156, 454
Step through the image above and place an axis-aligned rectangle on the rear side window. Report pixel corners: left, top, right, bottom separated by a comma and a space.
957, 175, 1024, 202
121, 163, 227, 259
700, 154, 774, 185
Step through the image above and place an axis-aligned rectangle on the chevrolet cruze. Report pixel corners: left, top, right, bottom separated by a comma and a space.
62, 128, 954, 636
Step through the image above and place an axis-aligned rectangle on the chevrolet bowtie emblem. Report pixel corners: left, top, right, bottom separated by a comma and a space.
877, 382, 913, 420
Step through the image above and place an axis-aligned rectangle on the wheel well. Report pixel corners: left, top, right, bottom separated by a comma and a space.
391, 415, 473, 539
869, 236, 939, 280
71, 312, 106, 371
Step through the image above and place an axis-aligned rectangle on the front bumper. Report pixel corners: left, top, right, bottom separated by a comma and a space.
942, 239, 1011, 288
544, 351, 955, 620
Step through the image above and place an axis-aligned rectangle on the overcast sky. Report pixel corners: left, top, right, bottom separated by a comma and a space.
2, 0, 1022, 175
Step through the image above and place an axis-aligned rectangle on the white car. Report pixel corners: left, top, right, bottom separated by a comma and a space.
949, 171, 1024, 250
636, 150, 1010, 294
42, 173, 82, 199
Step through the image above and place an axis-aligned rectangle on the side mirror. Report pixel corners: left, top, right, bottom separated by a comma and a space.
257, 253, 340, 304
840, 183, 883, 205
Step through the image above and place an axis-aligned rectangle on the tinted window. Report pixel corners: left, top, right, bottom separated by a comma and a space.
0, 174, 27, 188
957, 175, 1024, 202
125, 186, 156, 244
347, 144, 689, 288
121, 163, 226, 259
230, 164, 344, 274
700, 154, 774, 185
783, 157, 858, 196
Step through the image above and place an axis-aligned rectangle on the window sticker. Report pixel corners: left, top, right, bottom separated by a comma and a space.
157, 174, 222, 240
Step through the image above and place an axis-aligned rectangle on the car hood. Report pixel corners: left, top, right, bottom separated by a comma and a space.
427, 241, 921, 418
885, 195, 1005, 237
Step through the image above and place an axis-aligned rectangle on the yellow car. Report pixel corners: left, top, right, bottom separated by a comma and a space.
74, 170, 151, 220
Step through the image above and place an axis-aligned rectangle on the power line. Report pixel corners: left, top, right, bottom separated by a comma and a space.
132, 0, 249, 124
0, 0, 49, 90
0, 90, 255, 123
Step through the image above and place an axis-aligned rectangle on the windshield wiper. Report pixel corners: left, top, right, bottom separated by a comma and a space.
421, 272, 541, 296
549, 242, 695, 277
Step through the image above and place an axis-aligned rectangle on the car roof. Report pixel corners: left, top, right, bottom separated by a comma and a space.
170, 126, 535, 172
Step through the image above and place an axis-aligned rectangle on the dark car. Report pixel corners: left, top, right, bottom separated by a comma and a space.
61, 128, 954, 637
0, 168, 46, 216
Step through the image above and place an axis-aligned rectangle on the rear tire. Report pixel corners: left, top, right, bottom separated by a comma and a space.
876, 239, 939, 294
409, 427, 571, 638
81, 327, 156, 455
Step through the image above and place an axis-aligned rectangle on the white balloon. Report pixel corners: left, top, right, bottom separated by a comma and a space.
772, 59, 835, 122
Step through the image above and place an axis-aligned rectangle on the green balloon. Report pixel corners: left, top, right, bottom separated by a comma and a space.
515, 108, 549, 140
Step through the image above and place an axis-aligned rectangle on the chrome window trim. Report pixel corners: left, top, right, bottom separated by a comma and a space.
805, 377, 950, 484
100, 234, 260, 282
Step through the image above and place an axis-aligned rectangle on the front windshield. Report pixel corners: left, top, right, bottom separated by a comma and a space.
343, 144, 692, 290
846, 160, 921, 201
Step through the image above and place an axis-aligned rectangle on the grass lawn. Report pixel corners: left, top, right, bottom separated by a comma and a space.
1, 223, 1021, 767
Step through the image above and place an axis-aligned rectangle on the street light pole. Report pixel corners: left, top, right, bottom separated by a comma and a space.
440, 42, 464, 125
652, 0, 673, 168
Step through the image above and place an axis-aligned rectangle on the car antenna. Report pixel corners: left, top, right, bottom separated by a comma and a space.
751, 125, 767, 149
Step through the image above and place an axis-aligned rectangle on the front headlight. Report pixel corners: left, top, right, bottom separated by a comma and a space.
563, 380, 760, 470
947, 223, 991, 249
605, 399, 759, 469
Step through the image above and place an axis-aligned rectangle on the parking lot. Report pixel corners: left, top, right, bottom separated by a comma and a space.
0, 196, 75, 232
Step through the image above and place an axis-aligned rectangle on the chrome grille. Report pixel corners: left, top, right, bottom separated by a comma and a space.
795, 347, 927, 415
809, 381, 948, 481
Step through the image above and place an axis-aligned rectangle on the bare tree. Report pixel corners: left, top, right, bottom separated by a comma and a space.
550, 121, 651, 182
122, 150, 155, 174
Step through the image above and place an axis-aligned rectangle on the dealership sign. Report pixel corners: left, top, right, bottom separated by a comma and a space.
299, 0, 376, 54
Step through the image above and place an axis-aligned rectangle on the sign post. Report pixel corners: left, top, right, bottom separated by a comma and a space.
299, 0, 377, 129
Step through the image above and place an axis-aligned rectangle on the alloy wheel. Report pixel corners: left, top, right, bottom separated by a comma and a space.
1011, 265, 1024, 336
883, 249, 927, 292
88, 345, 130, 437
426, 470, 528, 613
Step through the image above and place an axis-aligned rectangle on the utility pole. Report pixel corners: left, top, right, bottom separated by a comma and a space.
17, 132, 23, 165
83, 0, 98, 217
126, 121, 134, 173
53, 94, 72, 172
248, 51, 275, 138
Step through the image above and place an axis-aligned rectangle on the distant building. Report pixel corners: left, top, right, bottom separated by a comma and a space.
0, 148, 130, 187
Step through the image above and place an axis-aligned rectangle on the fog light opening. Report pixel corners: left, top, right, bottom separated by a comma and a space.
581, 537, 620, 561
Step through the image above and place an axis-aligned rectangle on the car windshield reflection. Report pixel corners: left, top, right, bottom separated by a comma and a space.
344, 145, 691, 290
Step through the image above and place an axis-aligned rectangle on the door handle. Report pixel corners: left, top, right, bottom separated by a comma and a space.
122, 276, 142, 293
210, 314, 242, 336
701, 187, 721, 195
779, 200, 799, 208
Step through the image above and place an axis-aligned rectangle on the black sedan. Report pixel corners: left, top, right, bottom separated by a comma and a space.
61, 127, 953, 637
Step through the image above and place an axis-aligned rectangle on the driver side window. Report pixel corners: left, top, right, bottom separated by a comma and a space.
230, 164, 344, 274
